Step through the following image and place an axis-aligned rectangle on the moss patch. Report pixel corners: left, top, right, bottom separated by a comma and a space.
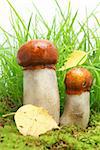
0, 108, 100, 150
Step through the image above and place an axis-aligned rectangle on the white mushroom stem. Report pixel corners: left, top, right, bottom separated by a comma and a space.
23, 68, 60, 124
60, 92, 90, 128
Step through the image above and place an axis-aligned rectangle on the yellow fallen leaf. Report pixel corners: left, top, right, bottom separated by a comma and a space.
59, 50, 87, 71
14, 104, 59, 137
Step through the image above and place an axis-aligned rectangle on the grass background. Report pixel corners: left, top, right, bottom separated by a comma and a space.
0, 0, 100, 112
0, 0, 100, 149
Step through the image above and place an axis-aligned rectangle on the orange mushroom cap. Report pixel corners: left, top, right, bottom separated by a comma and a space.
17, 39, 58, 70
65, 67, 93, 95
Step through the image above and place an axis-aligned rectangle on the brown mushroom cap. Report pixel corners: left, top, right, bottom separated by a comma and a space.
65, 67, 93, 95
17, 39, 58, 68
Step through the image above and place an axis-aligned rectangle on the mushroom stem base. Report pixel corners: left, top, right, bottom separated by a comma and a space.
23, 68, 60, 124
60, 92, 90, 128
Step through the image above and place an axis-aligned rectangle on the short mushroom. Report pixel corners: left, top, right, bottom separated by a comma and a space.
60, 67, 93, 128
17, 39, 60, 124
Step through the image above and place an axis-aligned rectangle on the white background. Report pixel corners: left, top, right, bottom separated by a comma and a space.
0, 0, 99, 33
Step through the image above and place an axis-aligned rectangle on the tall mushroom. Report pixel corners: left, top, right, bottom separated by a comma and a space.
60, 67, 93, 128
17, 39, 60, 124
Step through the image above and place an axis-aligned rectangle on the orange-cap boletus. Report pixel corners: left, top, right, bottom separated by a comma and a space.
60, 67, 93, 128
17, 39, 60, 124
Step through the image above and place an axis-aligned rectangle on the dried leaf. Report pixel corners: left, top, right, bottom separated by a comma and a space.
14, 104, 59, 137
59, 50, 87, 71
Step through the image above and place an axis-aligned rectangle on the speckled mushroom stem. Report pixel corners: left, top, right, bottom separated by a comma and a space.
17, 40, 60, 124
60, 67, 93, 128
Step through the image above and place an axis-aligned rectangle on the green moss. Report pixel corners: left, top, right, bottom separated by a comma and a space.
0, 112, 100, 150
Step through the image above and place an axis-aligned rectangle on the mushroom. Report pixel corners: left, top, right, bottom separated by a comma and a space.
60, 67, 93, 128
17, 39, 60, 124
